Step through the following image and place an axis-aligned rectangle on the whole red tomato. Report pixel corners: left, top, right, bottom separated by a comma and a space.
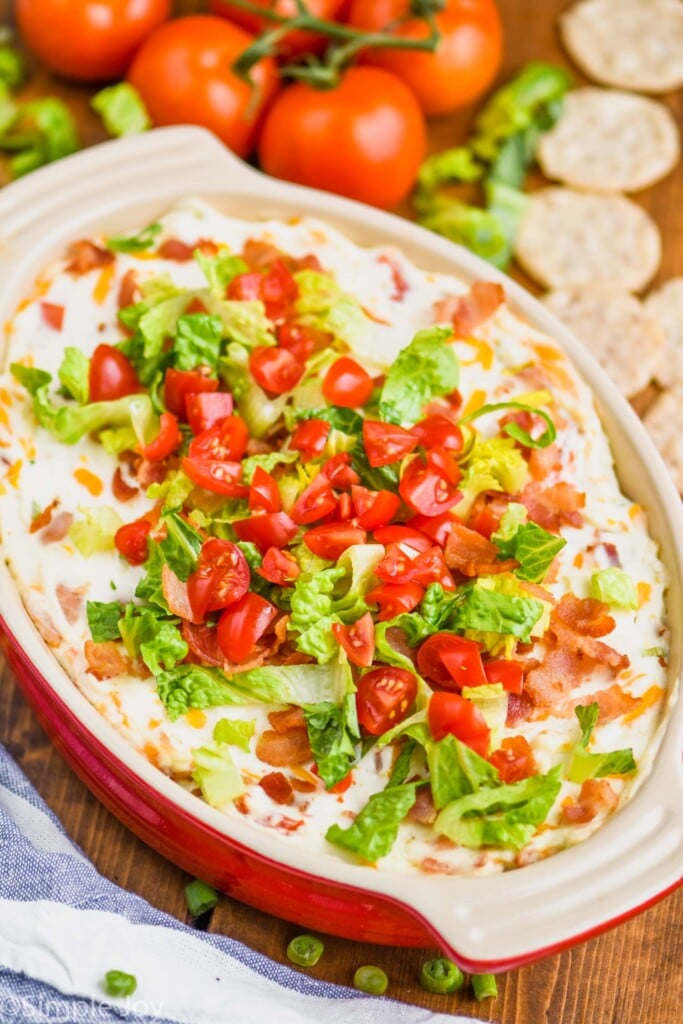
127, 16, 280, 158
346, 0, 503, 116
16, 0, 171, 82
258, 66, 426, 208
209, 0, 348, 58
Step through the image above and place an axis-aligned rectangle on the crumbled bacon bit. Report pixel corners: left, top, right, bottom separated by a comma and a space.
506, 687, 535, 725
56, 583, 86, 624
40, 511, 73, 544
573, 683, 639, 722
112, 466, 138, 502
30, 498, 59, 534
182, 621, 224, 667
553, 595, 615, 638
245, 437, 275, 456
562, 779, 618, 825
434, 281, 504, 335
519, 481, 585, 532
84, 639, 134, 679
525, 647, 585, 706
66, 240, 114, 275
158, 238, 195, 261
259, 771, 294, 805
117, 268, 139, 310
444, 521, 517, 576
289, 775, 317, 794
527, 443, 562, 481
255, 728, 312, 767
268, 706, 306, 734
162, 564, 202, 624
241, 238, 321, 273
136, 459, 169, 488
378, 253, 410, 301
408, 786, 436, 826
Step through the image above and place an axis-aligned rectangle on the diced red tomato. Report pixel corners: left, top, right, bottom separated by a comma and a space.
490, 736, 536, 783
290, 418, 330, 461
399, 455, 461, 516
114, 518, 151, 566
292, 474, 337, 525
484, 659, 524, 694
233, 512, 299, 552
260, 259, 298, 321
322, 452, 359, 489
227, 271, 262, 302
40, 302, 65, 331
181, 456, 248, 497
417, 633, 488, 691
89, 344, 139, 403
366, 581, 424, 621
469, 504, 503, 540
337, 492, 353, 519
410, 545, 455, 590
362, 419, 417, 467
164, 368, 217, 419
426, 446, 462, 485
356, 666, 418, 736
407, 511, 459, 548
411, 414, 464, 452
189, 416, 249, 463
373, 524, 432, 552
376, 543, 417, 583
277, 322, 333, 363
187, 538, 250, 621
428, 691, 490, 758
217, 592, 278, 664
332, 612, 375, 668
248, 466, 282, 513
303, 523, 366, 560
323, 356, 374, 408
350, 486, 401, 529
185, 391, 234, 434
250, 346, 304, 394
257, 546, 300, 586
139, 411, 182, 462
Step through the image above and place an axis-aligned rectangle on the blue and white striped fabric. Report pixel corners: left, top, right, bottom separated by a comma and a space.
0, 743, 485, 1024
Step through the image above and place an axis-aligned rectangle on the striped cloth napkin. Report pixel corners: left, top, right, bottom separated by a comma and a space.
0, 742, 485, 1024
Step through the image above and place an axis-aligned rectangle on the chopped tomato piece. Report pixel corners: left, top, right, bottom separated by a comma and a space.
356, 666, 418, 736
189, 416, 249, 463
40, 302, 65, 331
182, 457, 248, 497
410, 546, 455, 590
114, 518, 151, 566
373, 524, 432, 552
376, 543, 417, 584
490, 736, 536, 783
260, 259, 298, 321
89, 344, 139, 403
411, 415, 463, 452
303, 523, 366, 560
292, 474, 337, 525
322, 452, 360, 488
426, 446, 461, 485
351, 485, 401, 529
428, 691, 490, 758
277, 322, 333, 363
257, 547, 300, 586
187, 538, 250, 621
233, 512, 299, 552
332, 612, 375, 668
323, 356, 374, 408
484, 659, 524, 694
417, 634, 487, 691
164, 368, 218, 418
290, 418, 330, 461
363, 419, 417, 467
399, 455, 461, 516
185, 391, 234, 434
227, 271, 263, 302
250, 346, 304, 394
366, 581, 424, 621
217, 592, 278, 664
249, 466, 282, 513
139, 411, 182, 462
407, 512, 459, 548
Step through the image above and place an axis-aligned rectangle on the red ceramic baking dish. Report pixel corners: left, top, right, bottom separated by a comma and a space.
0, 127, 681, 973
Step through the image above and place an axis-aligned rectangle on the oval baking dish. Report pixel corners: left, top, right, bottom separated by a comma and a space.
0, 127, 681, 973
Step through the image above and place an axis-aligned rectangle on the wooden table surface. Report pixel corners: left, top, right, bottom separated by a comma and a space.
1, 1, 681, 1021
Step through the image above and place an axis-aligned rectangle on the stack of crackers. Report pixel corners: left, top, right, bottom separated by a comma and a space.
512, 0, 683, 491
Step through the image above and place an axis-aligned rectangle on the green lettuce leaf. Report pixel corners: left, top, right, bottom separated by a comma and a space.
454, 577, 544, 643
86, 600, 124, 643
219, 341, 286, 437
208, 298, 276, 350
157, 665, 248, 720
213, 717, 255, 752
326, 783, 417, 862
427, 733, 500, 809
420, 583, 460, 631
0, 40, 25, 90
461, 683, 508, 750
434, 765, 562, 850
192, 743, 245, 807
69, 506, 123, 557
378, 327, 459, 426
57, 347, 89, 405
158, 510, 203, 581
91, 82, 150, 136
293, 269, 369, 346
374, 615, 430, 674
174, 312, 223, 372
567, 704, 637, 784
118, 605, 187, 675
233, 657, 353, 708
387, 739, 418, 788
588, 569, 638, 610
195, 250, 248, 296
303, 693, 360, 790
147, 469, 195, 509
492, 504, 566, 583
455, 436, 529, 517
241, 450, 299, 483
107, 222, 161, 254
0, 97, 78, 178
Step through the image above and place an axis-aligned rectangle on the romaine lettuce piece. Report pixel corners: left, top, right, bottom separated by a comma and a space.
326, 783, 417, 862
378, 326, 459, 427
567, 704, 637, 784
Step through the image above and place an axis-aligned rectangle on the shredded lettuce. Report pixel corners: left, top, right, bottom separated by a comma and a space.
0, 96, 78, 178
86, 600, 124, 642
192, 743, 245, 807
492, 504, 566, 583
233, 658, 353, 708
241, 450, 299, 483
303, 692, 360, 790
147, 469, 195, 509
91, 82, 150, 136
195, 250, 247, 296
69, 506, 123, 557
326, 782, 417, 862
219, 341, 287, 438
461, 683, 508, 750
107, 222, 161, 254
157, 665, 248, 720
213, 717, 255, 752
293, 269, 369, 346
588, 569, 638, 610
455, 436, 529, 517
118, 605, 187, 675
174, 313, 223, 371
420, 583, 460, 631
460, 400, 556, 450
57, 348, 89, 405
427, 733, 500, 810
567, 704, 637, 784
378, 327, 459, 427
454, 576, 544, 645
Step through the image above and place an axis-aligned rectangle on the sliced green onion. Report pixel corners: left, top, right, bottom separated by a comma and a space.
642, 646, 667, 658
185, 879, 219, 917
102, 970, 137, 998
472, 972, 498, 1000
286, 934, 324, 967
459, 400, 556, 449
353, 965, 388, 995
420, 957, 465, 994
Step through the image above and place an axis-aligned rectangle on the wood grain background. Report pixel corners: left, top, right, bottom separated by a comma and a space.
1, 1, 681, 1020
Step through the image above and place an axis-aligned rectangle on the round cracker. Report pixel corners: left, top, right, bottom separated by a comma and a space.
643, 386, 683, 493
515, 188, 661, 292
560, 0, 683, 93
644, 278, 683, 385
543, 287, 665, 398
537, 88, 680, 194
